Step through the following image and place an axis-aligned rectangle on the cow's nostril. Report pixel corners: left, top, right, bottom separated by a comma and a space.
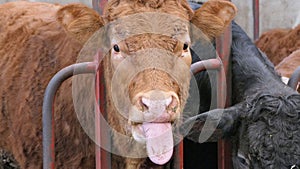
139, 98, 149, 112
141, 97, 151, 108
165, 97, 173, 107
167, 96, 179, 112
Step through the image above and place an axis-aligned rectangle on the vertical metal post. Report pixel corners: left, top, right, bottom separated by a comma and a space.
91, 1, 110, 168
216, 18, 233, 169
95, 64, 102, 169
179, 142, 184, 169
172, 141, 184, 169
253, 0, 260, 40
95, 52, 111, 169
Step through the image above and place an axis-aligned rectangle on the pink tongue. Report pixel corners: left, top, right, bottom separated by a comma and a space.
142, 122, 173, 165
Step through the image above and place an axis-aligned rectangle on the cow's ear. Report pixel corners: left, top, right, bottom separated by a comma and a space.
56, 4, 104, 44
181, 104, 242, 143
191, 0, 237, 41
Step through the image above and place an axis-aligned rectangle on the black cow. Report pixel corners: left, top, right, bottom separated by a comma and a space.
184, 21, 300, 169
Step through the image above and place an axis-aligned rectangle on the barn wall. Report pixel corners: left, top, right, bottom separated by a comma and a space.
0, 0, 299, 40
192, 0, 300, 40
233, 0, 300, 40
0, 0, 92, 7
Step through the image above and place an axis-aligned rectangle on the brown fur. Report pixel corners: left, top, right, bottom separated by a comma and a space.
256, 25, 300, 65
56, 3, 104, 44
191, 0, 237, 40
103, 0, 194, 22
0, 0, 237, 168
0, 2, 99, 168
103, 0, 236, 40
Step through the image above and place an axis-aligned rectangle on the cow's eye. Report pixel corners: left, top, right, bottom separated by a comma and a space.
113, 44, 120, 52
237, 153, 249, 166
238, 156, 247, 165
183, 43, 189, 51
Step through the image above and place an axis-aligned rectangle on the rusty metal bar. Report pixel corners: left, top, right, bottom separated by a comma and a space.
216, 20, 233, 169
253, 0, 260, 40
288, 66, 300, 91
172, 141, 184, 169
179, 141, 184, 169
95, 52, 112, 169
91, 2, 111, 168
42, 62, 97, 169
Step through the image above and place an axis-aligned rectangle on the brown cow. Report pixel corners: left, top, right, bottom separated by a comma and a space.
255, 24, 300, 65
0, 0, 237, 168
256, 25, 300, 92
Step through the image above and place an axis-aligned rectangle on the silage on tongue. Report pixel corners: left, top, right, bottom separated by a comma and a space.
142, 122, 173, 165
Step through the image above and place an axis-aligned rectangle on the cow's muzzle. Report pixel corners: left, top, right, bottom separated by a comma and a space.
129, 90, 180, 165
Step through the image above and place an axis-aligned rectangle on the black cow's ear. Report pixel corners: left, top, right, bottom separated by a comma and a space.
181, 104, 242, 143
191, 0, 237, 41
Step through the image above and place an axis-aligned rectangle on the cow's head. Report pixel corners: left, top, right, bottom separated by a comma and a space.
184, 93, 300, 169
57, 0, 237, 165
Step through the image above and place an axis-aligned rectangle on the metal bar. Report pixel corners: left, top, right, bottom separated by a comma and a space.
253, 0, 260, 40
216, 21, 232, 169
191, 58, 222, 74
95, 52, 112, 169
179, 141, 184, 169
91, 0, 111, 166
42, 62, 96, 169
92, 0, 108, 14
287, 66, 300, 90
172, 142, 183, 169
95, 66, 102, 169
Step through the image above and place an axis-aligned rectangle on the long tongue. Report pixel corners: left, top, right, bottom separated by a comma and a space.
142, 122, 173, 165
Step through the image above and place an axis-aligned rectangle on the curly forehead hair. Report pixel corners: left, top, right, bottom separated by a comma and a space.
103, 0, 194, 22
